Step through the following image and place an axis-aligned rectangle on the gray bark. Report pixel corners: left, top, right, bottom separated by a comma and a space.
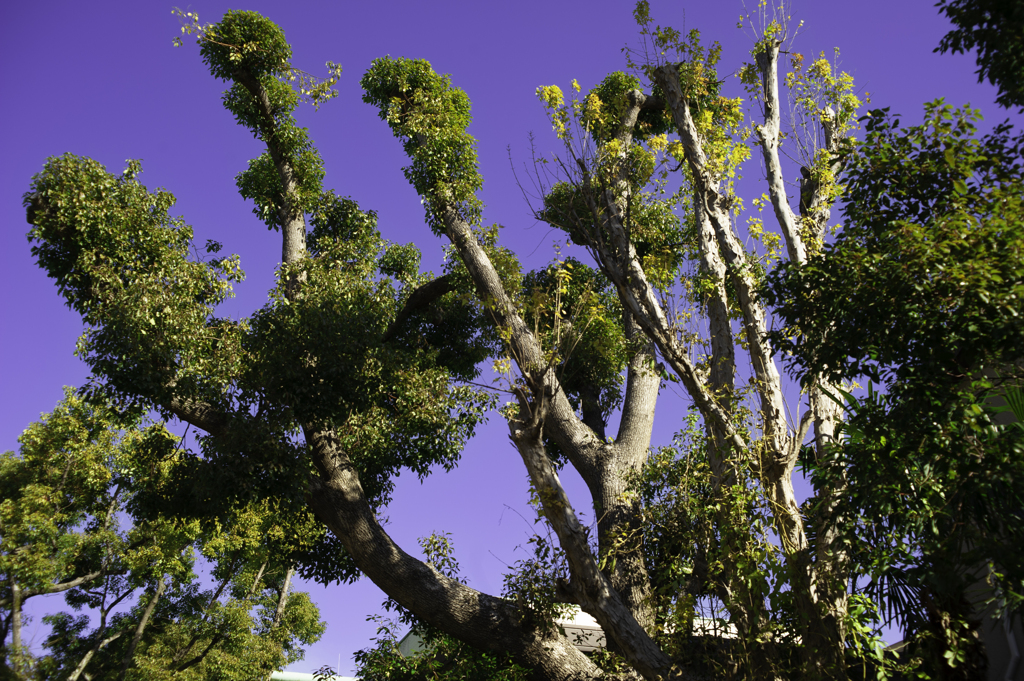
9, 582, 21, 675
753, 41, 806, 264
302, 426, 606, 680
652, 61, 799, 537
265, 567, 295, 681
270, 566, 294, 631
649, 61, 858, 677
164, 399, 605, 679
507, 388, 685, 681
599, 326, 660, 633
118, 574, 166, 680
231, 67, 307, 283
154, 68, 675, 681
694, 177, 736, 483
437, 206, 666, 636
68, 632, 123, 681
576, 191, 747, 457
752, 40, 852, 665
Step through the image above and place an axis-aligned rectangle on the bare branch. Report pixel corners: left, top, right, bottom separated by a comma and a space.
753, 41, 806, 264
382, 274, 457, 342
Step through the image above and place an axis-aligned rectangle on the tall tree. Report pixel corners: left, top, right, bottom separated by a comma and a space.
764, 101, 1024, 680
23, 4, 1006, 680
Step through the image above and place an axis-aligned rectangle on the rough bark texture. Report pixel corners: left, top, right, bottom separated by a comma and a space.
270, 566, 294, 631
9, 582, 21, 676
582, 194, 747, 457
598, 326, 659, 634
507, 390, 683, 681
302, 426, 605, 680
231, 67, 307, 276
141, 33, 861, 681
752, 42, 852, 669
754, 41, 806, 264
164, 391, 606, 678
434, 205, 679, 675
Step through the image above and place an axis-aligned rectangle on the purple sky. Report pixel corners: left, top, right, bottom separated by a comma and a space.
1, 0, 1014, 674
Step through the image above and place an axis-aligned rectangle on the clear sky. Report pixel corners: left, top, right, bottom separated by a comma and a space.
0, 0, 1015, 675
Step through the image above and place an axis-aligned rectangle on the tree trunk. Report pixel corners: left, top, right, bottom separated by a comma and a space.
303, 426, 606, 680
10, 581, 21, 676
507, 389, 684, 681
270, 566, 294, 631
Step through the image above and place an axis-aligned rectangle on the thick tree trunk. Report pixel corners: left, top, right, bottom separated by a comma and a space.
437, 203, 667, 642
303, 426, 606, 680
694, 191, 735, 482
597, 327, 660, 633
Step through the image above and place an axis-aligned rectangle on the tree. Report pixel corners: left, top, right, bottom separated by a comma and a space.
936, 0, 1024, 110
21, 4, 1005, 679
0, 390, 325, 679
763, 101, 1024, 679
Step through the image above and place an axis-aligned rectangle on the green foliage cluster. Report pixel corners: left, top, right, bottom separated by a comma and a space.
1, 392, 168, 623
194, 10, 339, 231
361, 57, 484, 235
541, 183, 689, 292
1, 391, 324, 679
25, 155, 242, 410
764, 102, 1024, 677
245, 208, 493, 508
15, 4, 1024, 680
22, 5, 501, 618
937, 0, 1024, 110
627, 411, 873, 680
766, 103, 1024, 386
499, 533, 571, 634
781, 50, 861, 140
522, 258, 628, 426
352, 618, 529, 681
583, 72, 671, 143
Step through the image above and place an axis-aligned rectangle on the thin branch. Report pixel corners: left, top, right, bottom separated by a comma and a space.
118, 574, 166, 680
